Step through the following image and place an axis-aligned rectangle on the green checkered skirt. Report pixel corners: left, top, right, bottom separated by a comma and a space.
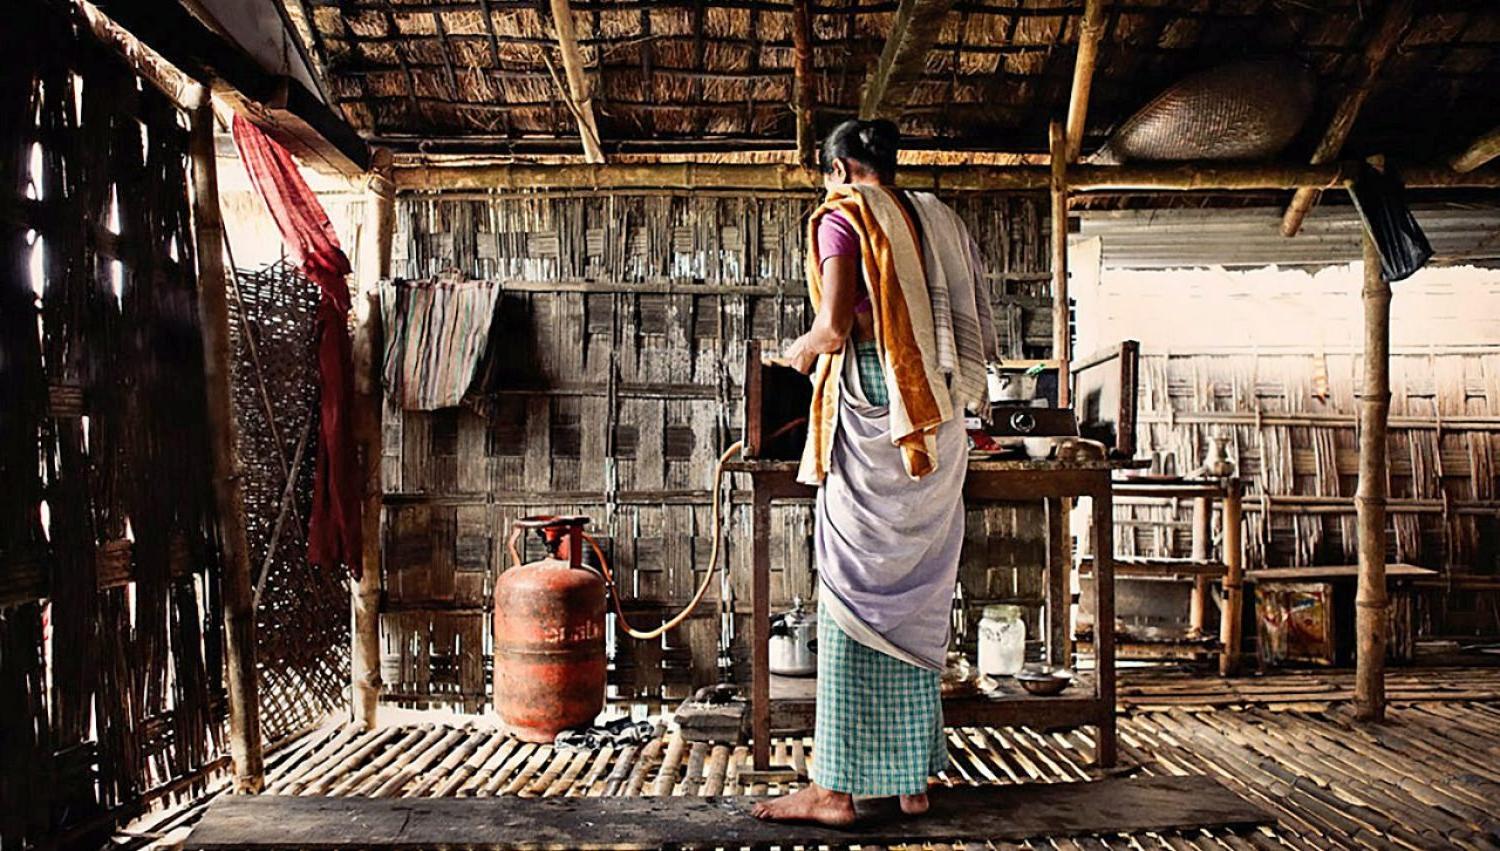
811, 609, 947, 796
852, 340, 889, 406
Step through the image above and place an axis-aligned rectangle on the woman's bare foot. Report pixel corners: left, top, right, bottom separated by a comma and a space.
899, 792, 930, 815
750, 783, 857, 826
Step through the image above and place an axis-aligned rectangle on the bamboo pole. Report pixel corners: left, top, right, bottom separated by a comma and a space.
396, 159, 1500, 193
1050, 121, 1070, 407
350, 147, 394, 729
392, 160, 1500, 194
1048, 121, 1077, 640
1280, 0, 1412, 237
547, 0, 605, 163
187, 89, 264, 792
1218, 478, 1244, 677
1355, 229, 1391, 721
1189, 495, 1211, 638
859, 0, 957, 120
1452, 124, 1500, 173
791, 0, 816, 167
1063, 0, 1106, 163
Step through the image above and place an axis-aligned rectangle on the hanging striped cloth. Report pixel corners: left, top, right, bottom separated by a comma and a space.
380, 278, 503, 410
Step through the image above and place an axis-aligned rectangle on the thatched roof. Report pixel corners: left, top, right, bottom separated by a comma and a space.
288, 1, 1500, 164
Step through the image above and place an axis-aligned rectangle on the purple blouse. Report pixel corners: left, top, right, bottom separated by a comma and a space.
815, 212, 871, 313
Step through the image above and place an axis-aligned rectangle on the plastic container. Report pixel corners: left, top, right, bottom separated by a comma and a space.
977, 604, 1026, 677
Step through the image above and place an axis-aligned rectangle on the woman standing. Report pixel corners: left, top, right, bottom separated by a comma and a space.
753, 120, 996, 825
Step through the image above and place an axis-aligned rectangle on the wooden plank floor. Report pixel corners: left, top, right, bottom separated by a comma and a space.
174, 667, 1500, 849
185, 776, 1272, 849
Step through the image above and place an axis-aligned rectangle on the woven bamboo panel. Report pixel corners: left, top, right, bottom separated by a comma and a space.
227, 260, 351, 744
1122, 351, 1500, 634
381, 191, 1052, 705
0, 1, 225, 844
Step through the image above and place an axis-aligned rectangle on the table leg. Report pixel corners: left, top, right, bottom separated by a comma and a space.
1044, 497, 1069, 668
1219, 479, 1244, 677
750, 486, 773, 771
1092, 486, 1117, 768
1189, 496, 1212, 639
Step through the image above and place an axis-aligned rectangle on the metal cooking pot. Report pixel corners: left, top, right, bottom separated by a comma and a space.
769, 597, 817, 676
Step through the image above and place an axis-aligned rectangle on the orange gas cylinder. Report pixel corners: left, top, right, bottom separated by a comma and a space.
494, 516, 606, 742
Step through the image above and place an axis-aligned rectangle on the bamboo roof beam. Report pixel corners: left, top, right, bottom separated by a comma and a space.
859, 0, 958, 121
89, 0, 369, 175
1452, 124, 1500, 173
1064, 0, 1107, 163
274, 0, 339, 109
792, 0, 817, 166
1280, 0, 1413, 237
392, 160, 1500, 193
547, 0, 605, 164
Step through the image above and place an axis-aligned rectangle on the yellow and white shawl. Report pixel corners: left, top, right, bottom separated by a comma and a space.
798, 185, 955, 485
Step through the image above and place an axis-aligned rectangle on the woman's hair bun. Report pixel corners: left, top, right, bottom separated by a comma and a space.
821, 118, 901, 180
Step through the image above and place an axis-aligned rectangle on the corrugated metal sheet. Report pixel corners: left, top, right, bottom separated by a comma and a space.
1076, 205, 1500, 269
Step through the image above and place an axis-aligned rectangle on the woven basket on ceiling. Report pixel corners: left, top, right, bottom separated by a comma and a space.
1092, 59, 1316, 164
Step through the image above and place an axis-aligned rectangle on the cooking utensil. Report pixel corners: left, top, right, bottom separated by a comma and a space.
768, 597, 817, 676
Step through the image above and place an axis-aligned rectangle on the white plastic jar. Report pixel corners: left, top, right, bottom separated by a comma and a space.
977, 604, 1026, 677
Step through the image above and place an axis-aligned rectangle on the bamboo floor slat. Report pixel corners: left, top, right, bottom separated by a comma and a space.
231, 668, 1500, 849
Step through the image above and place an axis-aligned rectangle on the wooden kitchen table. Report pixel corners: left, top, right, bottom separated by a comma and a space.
725, 457, 1120, 772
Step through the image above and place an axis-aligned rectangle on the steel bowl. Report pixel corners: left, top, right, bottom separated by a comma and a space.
1015, 667, 1073, 696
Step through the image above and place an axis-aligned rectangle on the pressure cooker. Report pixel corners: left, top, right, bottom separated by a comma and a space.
768, 597, 817, 676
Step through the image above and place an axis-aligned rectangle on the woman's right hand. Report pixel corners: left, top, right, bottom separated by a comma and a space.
782, 335, 820, 374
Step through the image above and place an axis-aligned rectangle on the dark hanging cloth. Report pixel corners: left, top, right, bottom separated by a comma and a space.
1347, 163, 1433, 283
231, 115, 362, 579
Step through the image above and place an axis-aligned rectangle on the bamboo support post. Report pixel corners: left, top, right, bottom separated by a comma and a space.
1280, 0, 1412, 236
1044, 497, 1070, 667
1050, 121, 1070, 407
351, 147, 394, 729
1355, 229, 1391, 721
187, 89, 264, 792
1218, 478, 1244, 677
1189, 495, 1211, 638
547, 0, 604, 163
1064, 0, 1106, 163
791, 0, 816, 167
1048, 121, 1078, 664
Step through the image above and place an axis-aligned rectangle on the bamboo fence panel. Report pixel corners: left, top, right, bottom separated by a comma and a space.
1122, 350, 1500, 635
0, 0, 225, 843
226, 260, 351, 744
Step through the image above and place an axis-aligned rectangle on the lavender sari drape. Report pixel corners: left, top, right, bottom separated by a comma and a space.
815, 385, 967, 671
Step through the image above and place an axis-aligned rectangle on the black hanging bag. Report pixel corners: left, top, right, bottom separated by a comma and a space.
1347, 163, 1433, 282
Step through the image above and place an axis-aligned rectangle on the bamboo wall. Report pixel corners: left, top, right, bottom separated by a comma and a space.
1085, 264, 1500, 637
0, 3, 226, 844
383, 190, 1053, 705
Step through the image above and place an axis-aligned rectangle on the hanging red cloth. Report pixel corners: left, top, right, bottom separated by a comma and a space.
231, 114, 362, 578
